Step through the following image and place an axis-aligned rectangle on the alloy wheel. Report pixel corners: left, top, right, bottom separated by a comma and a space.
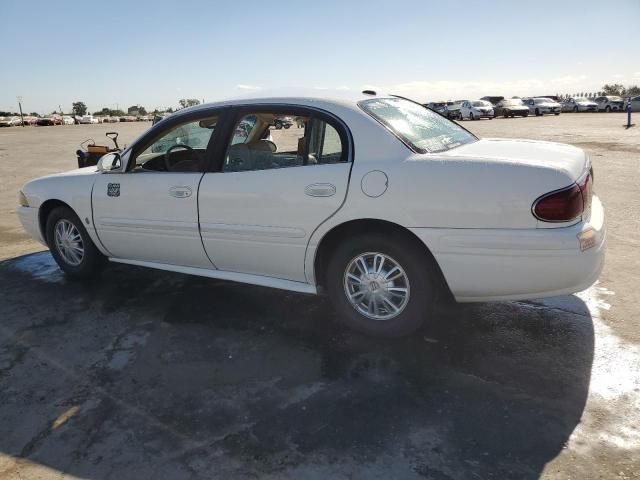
343, 252, 410, 321
54, 219, 84, 266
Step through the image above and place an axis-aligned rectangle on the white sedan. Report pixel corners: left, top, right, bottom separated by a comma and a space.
459, 100, 494, 120
17, 91, 606, 337
524, 98, 562, 116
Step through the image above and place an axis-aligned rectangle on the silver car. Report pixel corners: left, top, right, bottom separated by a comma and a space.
561, 97, 598, 112
594, 95, 624, 112
523, 98, 561, 116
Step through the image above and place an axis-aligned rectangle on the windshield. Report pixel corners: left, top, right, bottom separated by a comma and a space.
359, 98, 476, 154
534, 98, 553, 104
608, 96, 623, 101
505, 99, 524, 106
472, 101, 491, 107
574, 97, 588, 102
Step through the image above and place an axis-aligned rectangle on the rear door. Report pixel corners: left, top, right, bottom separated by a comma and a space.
198, 105, 353, 282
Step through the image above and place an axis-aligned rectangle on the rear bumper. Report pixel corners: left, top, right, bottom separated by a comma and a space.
17, 206, 46, 245
410, 195, 606, 302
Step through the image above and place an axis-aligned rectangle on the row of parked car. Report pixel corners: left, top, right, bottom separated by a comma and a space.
426, 95, 639, 120
0, 114, 154, 127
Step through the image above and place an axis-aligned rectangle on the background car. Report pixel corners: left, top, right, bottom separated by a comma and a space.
273, 117, 293, 129
626, 96, 640, 112
80, 115, 99, 124
561, 97, 598, 112
480, 96, 504, 107
494, 98, 529, 117
0, 116, 21, 127
425, 102, 448, 116
460, 100, 494, 120
523, 97, 561, 116
36, 116, 60, 126
594, 95, 624, 112
62, 116, 75, 125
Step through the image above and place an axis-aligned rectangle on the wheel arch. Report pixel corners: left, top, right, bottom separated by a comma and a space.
38, 199, 73, 242
312, 218, 454, 301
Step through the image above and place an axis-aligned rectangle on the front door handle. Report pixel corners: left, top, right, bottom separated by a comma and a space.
169, 186, 193, 198
305, 183, 336, 197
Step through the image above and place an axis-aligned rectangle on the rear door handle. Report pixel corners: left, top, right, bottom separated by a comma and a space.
305, 183, 336, 197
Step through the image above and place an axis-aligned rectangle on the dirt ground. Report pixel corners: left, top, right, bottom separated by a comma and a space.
0, 113, 638, 479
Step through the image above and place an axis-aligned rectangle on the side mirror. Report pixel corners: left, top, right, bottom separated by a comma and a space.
97, 152, 122, 172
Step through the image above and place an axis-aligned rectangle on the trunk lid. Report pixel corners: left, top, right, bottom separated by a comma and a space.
441, 138, 588, 180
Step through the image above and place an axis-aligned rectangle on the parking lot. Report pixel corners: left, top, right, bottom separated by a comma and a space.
0, 113, 638, 479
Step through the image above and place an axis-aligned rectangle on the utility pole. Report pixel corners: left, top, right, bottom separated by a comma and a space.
16, 96, 24, 127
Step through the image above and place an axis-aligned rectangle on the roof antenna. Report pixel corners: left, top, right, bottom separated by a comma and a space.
362, 90, 376, 96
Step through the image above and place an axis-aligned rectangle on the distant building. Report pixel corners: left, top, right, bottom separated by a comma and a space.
128, 105, 142, 115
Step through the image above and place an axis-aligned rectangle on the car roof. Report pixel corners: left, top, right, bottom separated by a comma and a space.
171, 89, 393, 118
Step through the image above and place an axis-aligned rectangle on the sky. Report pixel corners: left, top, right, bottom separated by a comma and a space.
1, 0, 639, 114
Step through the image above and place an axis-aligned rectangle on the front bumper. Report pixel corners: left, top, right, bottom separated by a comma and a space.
410, 195, 606, 302
17, 206, 46, 245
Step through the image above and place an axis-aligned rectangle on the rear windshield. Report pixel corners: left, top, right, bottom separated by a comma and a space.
504, 99, 524, 106
359, 98, 476, 153
472, 101, 491, 107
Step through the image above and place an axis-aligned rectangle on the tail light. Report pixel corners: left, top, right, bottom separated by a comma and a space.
533, 171, 593, 222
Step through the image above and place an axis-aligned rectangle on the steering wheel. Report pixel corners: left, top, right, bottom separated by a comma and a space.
165, 144, 199, 172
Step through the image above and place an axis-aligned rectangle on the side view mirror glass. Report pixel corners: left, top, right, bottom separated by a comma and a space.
97, 152, 122, 172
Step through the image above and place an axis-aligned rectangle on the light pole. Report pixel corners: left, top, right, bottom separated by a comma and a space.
16, 96, 24, 127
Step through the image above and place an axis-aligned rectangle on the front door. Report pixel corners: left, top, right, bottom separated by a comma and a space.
92, 112, 222, 268
198, 107, 352, 282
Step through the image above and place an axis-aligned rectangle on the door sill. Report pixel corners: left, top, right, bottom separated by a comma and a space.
108, 258, 318, 294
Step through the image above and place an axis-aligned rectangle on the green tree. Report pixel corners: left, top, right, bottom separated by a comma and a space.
601, 84, 625, 96
178, 98, 200, 109
626, 85, 640, 96
72, 101, 87, 116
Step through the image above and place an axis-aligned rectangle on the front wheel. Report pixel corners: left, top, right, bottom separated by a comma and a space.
46, 206, 106, 279
326, 233, 437, 337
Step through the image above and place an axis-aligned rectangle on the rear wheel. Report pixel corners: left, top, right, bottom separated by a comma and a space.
605, 105, 611, 112
573, 106, 578, 112
469, 112, 474, 120
326, 233, 436, 337
45, 206, 106, 279
535, 108, 541, 116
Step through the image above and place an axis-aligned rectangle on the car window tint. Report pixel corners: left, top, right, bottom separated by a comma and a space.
134, 116, 218, 172
223, 112, 344, 172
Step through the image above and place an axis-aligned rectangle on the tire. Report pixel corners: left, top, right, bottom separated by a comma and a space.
605, 106, 611, 112
523, 111, 529, 117
535, 108, 541, 116
275, 122, 282, 129
284, 124, 290, 129
573, 106, 578, 113
554, 112, 560, 115
503, 110, 509, 118
45, 206, 106, 279
326, 233, 437, 337
469, 112, 474, 120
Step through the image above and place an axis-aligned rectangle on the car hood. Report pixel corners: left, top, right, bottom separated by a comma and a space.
43, 166, 100, 179
536, 102, 560, 107
441, 138, 588, 180
577, 101, 597, 106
